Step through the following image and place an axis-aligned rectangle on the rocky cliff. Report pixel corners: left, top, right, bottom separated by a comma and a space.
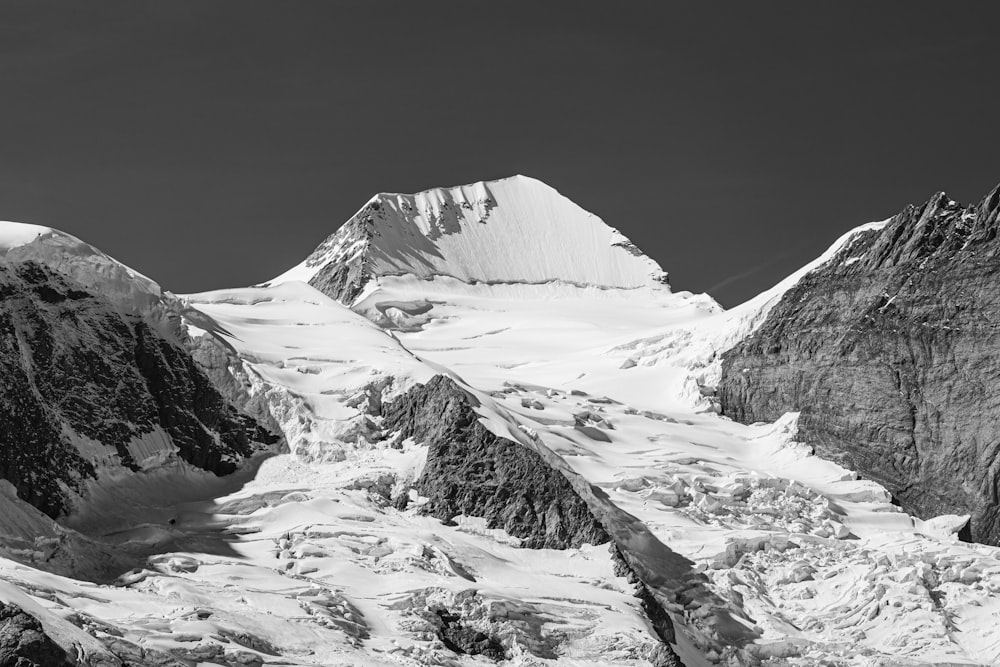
0, 602, 72, 667
0, 260, 279, 519
382, 375, 610, 550
719, 183, 1000, 544
381, 376, 686, 665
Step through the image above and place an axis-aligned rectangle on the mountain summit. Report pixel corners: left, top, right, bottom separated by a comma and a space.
269, 175, 669, 303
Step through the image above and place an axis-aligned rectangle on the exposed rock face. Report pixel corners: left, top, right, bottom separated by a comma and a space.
0, 603, 71, 667
382, 376, 690, 665
0, 224, 164, 315
0, 260, 279, 518
431, 607, 507, 661
382, 375, 609, 549
719, 184, 1000, 544
293, 198, 381, 304
309, 255, 371, 306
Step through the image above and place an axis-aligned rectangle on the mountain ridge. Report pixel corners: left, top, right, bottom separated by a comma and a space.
0, 220, 164, 316
3, 177, 1000, 666
268, 175, 670, 304
719, 181, 1000, 544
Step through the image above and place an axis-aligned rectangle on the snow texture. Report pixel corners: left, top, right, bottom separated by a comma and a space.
270, 175, 670, 302
1, 180, 998, 666
0, 220, 163, 313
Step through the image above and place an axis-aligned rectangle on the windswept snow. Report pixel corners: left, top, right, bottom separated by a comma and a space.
270, 175, 670, 295
0, 220, 53, 250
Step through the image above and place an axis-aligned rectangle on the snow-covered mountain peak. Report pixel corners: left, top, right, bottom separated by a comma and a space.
269, 175, 670, 303
0, 219, 163, 312
8, 183, 1000, 667
0, 220, 54, 250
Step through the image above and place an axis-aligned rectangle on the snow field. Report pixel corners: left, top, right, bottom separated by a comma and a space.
1, 181, 998, 666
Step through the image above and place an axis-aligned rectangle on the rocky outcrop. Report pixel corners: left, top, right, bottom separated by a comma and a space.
309, 256, 371, 306
295, 200, 379, 304
719, 183, 1000, 544
382, 375, 609, 549
382, 376, 691, 665
431, 607, 507, 661
0, 260, 279, 519
0, 603, 72, 667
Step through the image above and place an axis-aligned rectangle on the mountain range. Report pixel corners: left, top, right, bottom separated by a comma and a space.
1, 175, 999, 667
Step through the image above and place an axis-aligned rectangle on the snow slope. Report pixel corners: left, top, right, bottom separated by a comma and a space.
2, 182, 1000, 666
180, 206, 1000, 663
0, 219, 163, 312
182, 281, 437, 463
609, 218, 893, 390
270, 175, 670, 301
709, 218, 891, 348
339, 241, 1000, 664
0, 279, 670, 666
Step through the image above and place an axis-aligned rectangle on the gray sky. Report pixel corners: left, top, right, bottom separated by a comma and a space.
1, 1, 998, 306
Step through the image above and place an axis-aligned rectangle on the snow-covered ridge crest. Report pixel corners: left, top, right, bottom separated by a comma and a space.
269, 175, 670, 303
602, 218, 892, 402
715, 217, 891, 345
0, 220, 52, 251
0, 219, 163, 312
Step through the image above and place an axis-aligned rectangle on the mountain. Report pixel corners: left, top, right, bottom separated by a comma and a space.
3, 178, 1000, 667
0, 221, 164, 315
0, 221, 281, 523
719, 183, 1000, 544
269, 175, 670, 303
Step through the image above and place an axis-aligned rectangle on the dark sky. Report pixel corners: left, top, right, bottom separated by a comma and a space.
1, 1, 998, 306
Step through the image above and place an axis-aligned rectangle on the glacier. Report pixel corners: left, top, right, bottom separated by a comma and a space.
0, 177, 998, 666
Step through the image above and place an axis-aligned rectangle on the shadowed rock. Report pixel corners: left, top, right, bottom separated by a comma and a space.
0, 260, 279, 519
383, 375, 761, 665
0, 603, 72, 667
432, 608, 507, 661
382, 375, 609, 549
720, 183, 1000, 544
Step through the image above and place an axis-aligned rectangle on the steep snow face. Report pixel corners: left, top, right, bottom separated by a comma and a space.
270, 175, 670, 303
0, 220, 163, 313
